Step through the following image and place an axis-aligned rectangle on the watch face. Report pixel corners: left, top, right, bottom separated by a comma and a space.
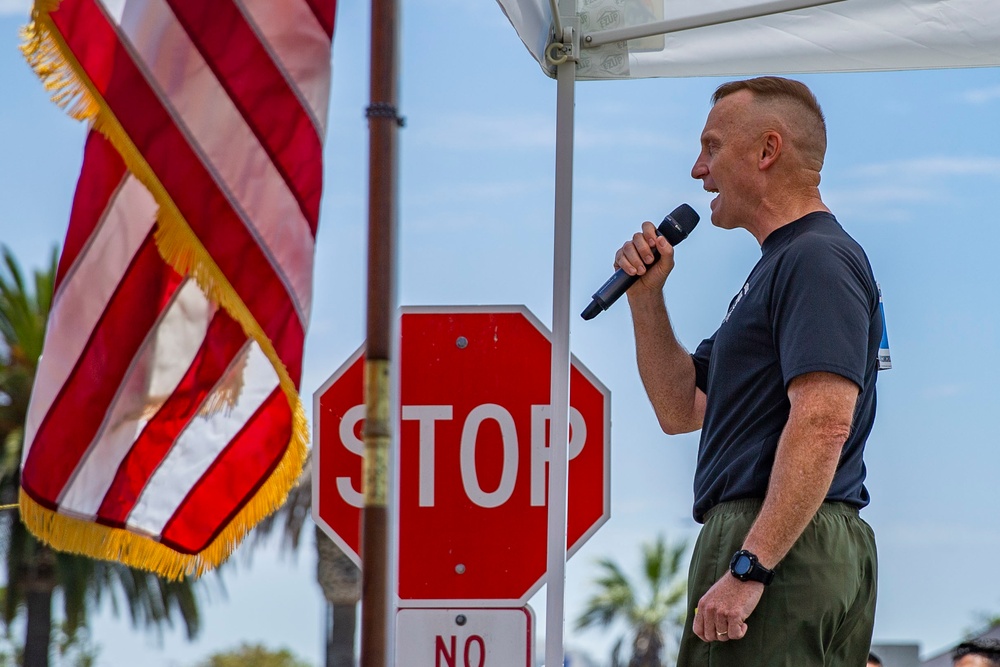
733, 554, 753, 576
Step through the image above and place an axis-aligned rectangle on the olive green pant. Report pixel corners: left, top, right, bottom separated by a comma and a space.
677, 499, 878, 667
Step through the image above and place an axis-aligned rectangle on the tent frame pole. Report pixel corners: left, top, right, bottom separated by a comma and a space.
547, 0, 564, 49
545, 6, 578, 667
581, 0, 844, 47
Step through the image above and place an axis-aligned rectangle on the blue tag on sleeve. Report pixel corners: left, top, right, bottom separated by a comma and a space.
877, 282, 891, 371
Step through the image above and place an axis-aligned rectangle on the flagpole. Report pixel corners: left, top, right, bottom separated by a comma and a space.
361, 0, 400, 663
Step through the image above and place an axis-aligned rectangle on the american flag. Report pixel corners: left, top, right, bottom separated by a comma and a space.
19, 0, 335, 579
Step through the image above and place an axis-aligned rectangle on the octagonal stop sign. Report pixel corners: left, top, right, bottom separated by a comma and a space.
313, 305, 610, 606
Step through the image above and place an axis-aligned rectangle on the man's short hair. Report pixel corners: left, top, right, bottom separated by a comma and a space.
953, 638, 1000, 666
868, 651, 883, 666
712, 76, 825, 125
711, 76, 827, 164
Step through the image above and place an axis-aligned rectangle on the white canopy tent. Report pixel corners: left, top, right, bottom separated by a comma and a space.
480, 1, 1000, 665
500, 0, 1000, 79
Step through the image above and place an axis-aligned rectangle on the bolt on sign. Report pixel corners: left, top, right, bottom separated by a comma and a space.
313, 305, 611, 606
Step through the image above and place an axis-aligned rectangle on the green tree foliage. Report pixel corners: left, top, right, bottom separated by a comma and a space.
576, 535, 688, 667
194, 642, 312, 667
0, 245, 204, 666
964, 612, 1000, 639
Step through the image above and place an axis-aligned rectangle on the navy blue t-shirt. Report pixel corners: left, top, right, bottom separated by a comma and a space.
690, 212, 881, 523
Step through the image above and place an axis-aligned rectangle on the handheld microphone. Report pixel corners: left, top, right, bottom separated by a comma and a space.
581, 203, 700, 320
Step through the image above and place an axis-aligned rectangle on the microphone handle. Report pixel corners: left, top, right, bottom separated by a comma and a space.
592, 245, 662, 309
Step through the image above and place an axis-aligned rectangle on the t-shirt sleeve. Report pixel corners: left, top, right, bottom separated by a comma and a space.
691, 333, 716, 393
771, 239, 875, 390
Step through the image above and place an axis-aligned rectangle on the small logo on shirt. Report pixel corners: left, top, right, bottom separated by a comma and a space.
723, 282, 750, 324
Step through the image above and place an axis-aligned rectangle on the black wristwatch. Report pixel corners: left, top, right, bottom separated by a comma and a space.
729, 549, 775, 585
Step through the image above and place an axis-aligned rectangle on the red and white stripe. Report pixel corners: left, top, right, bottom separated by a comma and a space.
22, 0, 334, 566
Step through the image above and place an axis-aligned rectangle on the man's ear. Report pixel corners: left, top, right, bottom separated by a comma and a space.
759, 131, 782, 170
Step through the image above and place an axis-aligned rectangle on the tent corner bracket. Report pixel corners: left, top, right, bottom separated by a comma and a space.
545, 19, 580, 66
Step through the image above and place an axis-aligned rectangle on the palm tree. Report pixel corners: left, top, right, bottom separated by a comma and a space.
576, 535, 688, 667
0, 244, 204, 667
315, 522, 360, 667
247, 453, 361, 667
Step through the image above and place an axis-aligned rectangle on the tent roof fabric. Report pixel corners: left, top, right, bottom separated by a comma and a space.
496, 0, 1000, 80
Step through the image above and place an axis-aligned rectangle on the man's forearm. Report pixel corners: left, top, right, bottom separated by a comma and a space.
741, 416, 843, 569
628, 290, 703, 434
741, 372, 857, 569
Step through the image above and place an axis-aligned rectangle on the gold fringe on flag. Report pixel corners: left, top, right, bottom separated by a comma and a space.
19, 2, 310, 580
19, 414, 307, 580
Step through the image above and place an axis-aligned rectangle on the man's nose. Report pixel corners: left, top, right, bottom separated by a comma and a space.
691, 159, 707, 180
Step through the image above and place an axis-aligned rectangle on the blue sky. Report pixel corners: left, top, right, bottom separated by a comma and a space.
3, 0, 1000, 665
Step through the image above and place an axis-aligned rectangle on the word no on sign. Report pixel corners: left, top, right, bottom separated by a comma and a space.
395, 607, 534, 667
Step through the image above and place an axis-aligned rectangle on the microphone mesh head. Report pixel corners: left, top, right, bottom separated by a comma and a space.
660, 204, 700, 245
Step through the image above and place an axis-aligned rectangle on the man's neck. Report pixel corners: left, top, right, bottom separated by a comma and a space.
748, 193, 829, 246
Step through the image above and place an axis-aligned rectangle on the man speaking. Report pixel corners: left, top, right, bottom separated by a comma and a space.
613, 77, 882, 666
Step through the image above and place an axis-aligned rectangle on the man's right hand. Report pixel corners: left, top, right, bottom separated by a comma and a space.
615, 220, 676, 294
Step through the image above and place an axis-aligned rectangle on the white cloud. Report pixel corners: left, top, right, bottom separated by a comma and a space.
413, 113, 684, 152
413, 113, 555, 151
961, 84, 1000, 105
823, 155, 1000, 221
827, 184, 939, 206
407, 179, 546, 207
822, 184, 940, 224
0, 0, 30, 16
921, 383, 964, 400
853, 156, 1000, 179
575, 124, 685, 151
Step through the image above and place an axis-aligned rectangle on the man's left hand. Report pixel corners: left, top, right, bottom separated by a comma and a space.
692, 574, 764, 642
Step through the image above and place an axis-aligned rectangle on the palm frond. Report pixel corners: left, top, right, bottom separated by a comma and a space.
610, 636, 625, 667
246, 451, 312, 559
0, 245, 55, 371
575, 535, 690, 667
576, 556, 638, 630
55, 552, 92, 637
34, 246, 57, 319
667, 538, 687, 579
593, 557, 632, 589
643, 536, 666, 596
